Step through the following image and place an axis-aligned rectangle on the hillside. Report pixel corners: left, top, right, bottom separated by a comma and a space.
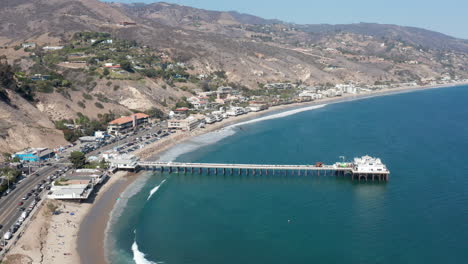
0, 0, 467, 155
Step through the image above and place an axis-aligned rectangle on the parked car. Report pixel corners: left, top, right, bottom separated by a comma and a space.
3, 231, 12, 240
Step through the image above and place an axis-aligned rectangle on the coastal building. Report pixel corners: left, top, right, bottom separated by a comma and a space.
109, 154, 140, 170
205, 115, 217, 124
226, 107, 245, 116
47, 169, 107, 200
47, 184, 93, 200
188, 96, 208, 110
13, 148, 55, 162
168, 116, 203, 131
352, 155, 389, 174
247, 103, 268, 112
173, 108, 190, 119
107, 113, 149, 135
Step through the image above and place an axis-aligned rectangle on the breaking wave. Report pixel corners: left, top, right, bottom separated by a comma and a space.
132, 230, 163, 264
147, 179, 167, 201
229, 104, 326, 128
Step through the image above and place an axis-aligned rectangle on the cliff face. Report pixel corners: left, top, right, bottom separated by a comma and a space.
0, 0, 467, 154
0, 90, 67, 155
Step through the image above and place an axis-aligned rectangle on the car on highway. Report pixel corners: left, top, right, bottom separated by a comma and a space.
19, 207, 25, 211
0, 224, 3, 229
10, 224, 19, 233
18, 201, 24, 206
22, 196, 28, 200
3, 231, 12, 240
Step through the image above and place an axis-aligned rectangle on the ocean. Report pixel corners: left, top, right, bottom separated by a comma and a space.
107, 85, 468, 264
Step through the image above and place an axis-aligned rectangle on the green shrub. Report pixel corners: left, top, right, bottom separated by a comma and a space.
78, 101, 86, 108
95, 102, 104, 109
82, 93, 93, 100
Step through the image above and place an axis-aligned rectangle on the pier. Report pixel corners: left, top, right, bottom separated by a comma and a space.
135, 155, 390, 182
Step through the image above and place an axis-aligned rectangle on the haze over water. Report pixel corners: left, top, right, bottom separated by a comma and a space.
108, 85, 468, 264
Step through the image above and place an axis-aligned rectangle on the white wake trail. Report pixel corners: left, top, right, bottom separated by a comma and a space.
147, 179, 167, 201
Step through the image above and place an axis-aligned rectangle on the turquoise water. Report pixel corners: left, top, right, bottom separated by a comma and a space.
108, 86, 468, 264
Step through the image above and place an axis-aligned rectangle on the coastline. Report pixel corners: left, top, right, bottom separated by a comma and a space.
76, 171, 140, 264
135, 80, 468, 162
48, 81, 468, 264
4, 81, 467, 264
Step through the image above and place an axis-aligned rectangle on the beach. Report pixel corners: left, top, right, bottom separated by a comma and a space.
2, 171, 134, 264
3, 80, 468, 264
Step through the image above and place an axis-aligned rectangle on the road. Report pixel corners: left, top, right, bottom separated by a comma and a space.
0, 164, 59, 243
0, 123, 165, 248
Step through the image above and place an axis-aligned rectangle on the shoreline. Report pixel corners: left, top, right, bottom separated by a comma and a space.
136, 80, 468, 162
76, 171, 140, 264
74, 81, 468, 264
4, 81, 467, 264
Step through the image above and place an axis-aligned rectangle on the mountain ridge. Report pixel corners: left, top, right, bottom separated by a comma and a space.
0, 0, 467, 155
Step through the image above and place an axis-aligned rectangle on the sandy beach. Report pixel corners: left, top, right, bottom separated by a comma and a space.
3, 80, 468, 264
2, 171, 134, 264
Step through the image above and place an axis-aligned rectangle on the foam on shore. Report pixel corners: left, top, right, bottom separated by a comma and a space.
104, 173, 152, 263
132, 230, 163, 264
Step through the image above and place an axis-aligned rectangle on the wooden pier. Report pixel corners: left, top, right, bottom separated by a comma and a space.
136, 156, 390, 182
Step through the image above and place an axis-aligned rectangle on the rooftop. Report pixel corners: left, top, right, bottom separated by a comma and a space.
109, 113, 149, 125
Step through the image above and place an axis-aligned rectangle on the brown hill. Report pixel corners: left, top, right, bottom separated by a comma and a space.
0, 0, 467, 155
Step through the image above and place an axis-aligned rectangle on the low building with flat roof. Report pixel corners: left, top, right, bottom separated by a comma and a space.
65, 168, 107, 185
168, 116, 203, 131
13, 148, 55, 162
48, 169, 107, 200
107, 113, 149, 135
109, 154, 140, 170
48, 184, 93, 200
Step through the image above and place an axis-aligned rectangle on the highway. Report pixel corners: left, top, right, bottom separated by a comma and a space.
0, 122, 165, 251
0, 164, 60, 245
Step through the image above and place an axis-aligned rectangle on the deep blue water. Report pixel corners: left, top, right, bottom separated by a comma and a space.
108, 85, 468, 264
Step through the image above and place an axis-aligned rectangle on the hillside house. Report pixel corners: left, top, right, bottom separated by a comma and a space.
22, 42, 36, 49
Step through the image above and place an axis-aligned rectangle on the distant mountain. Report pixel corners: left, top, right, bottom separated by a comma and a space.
297, 23, 468, 53
118, 2, 278, 27
0, 0, 467, 154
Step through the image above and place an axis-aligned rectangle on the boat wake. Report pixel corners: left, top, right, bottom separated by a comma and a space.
147, 179, 167, 201
132, 230, 164, 264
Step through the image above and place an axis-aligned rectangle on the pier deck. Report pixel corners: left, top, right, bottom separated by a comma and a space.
136, 155, 390, 182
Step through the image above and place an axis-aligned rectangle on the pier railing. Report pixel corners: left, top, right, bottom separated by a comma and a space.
136, 159, 390, 182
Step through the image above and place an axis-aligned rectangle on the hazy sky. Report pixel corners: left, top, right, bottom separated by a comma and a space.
103, 0, 468, 39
